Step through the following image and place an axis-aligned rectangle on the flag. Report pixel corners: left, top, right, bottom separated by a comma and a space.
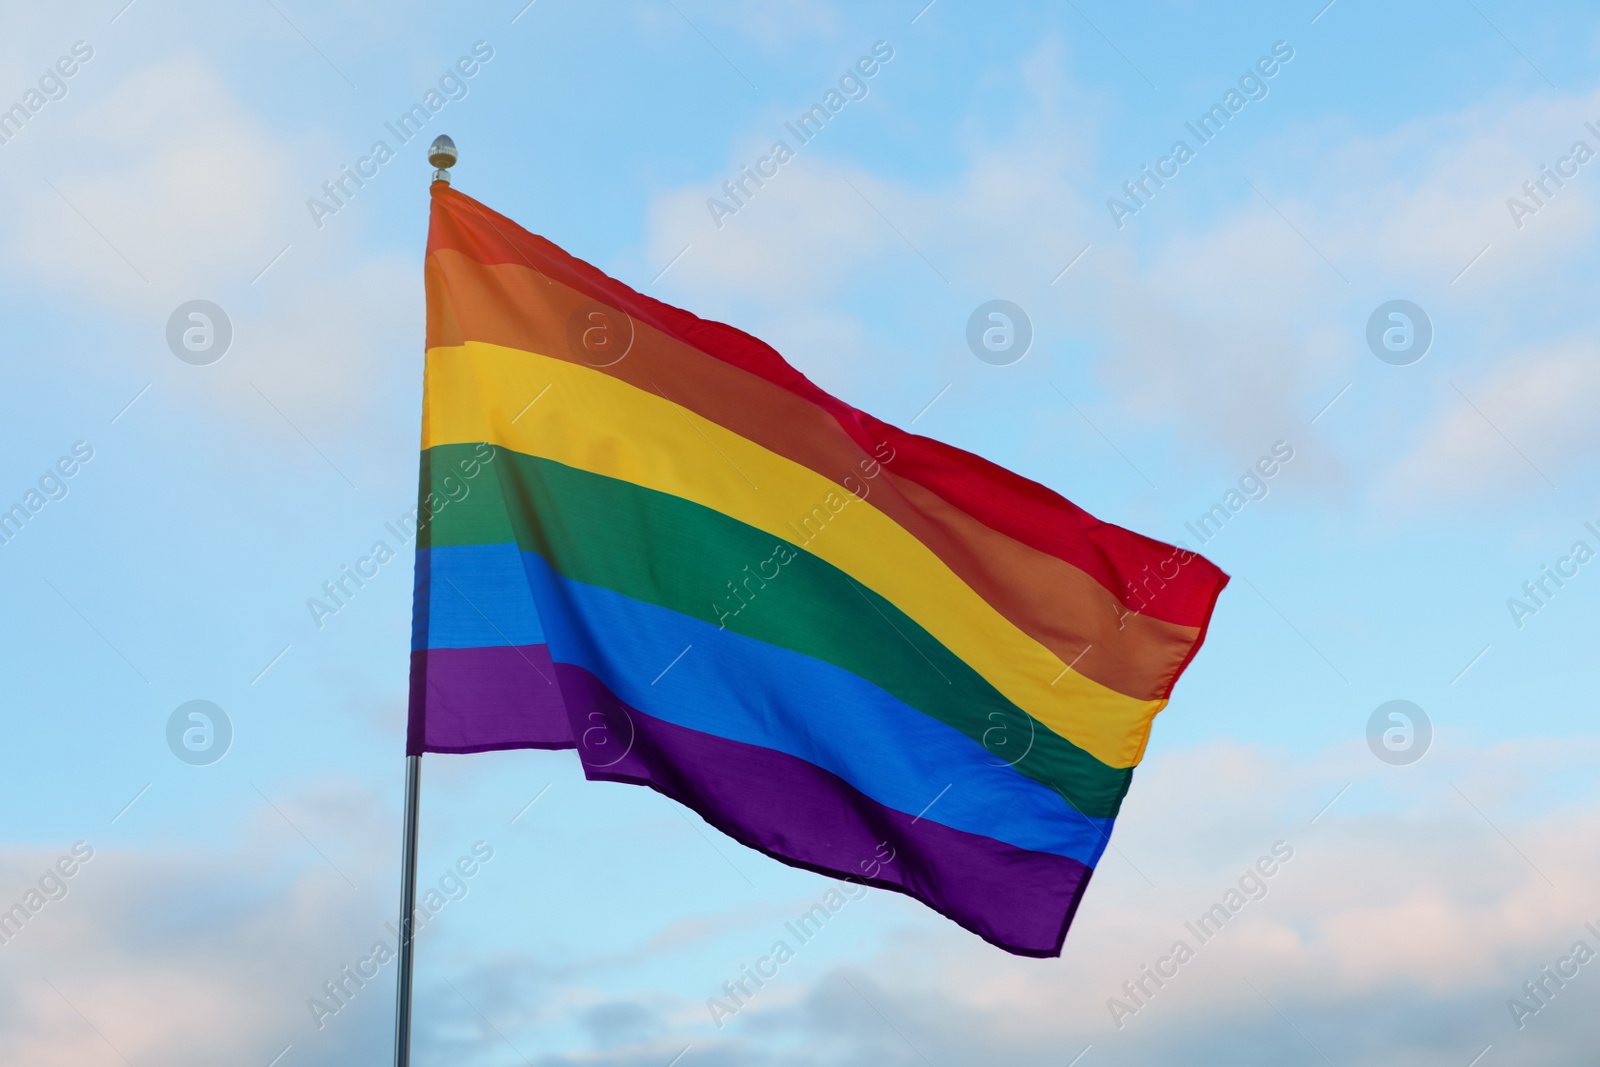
408, 184, 1228, 957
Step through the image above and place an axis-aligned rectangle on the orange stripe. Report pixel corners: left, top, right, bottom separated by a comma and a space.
426, 184, 1229, 633
426, 248, 1203, 701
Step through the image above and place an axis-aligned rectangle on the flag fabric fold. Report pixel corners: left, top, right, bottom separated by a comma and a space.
407, 184, 1228, 957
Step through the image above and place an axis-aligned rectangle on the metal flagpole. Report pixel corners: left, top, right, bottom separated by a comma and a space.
393, 133, 458, 1067
392, 754, 422, 1067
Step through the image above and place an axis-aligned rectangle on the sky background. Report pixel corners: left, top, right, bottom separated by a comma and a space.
2, 0, 1599, 1064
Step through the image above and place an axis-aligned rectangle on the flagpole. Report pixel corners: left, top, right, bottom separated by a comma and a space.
392, 753, 422, 1067
393, 133, 458, 1067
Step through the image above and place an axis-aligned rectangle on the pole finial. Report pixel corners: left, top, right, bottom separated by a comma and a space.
428, 134, 457, 185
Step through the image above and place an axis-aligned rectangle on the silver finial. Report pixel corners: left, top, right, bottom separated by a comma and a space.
428, 135, 457, 184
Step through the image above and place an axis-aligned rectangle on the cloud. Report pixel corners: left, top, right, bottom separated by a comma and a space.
1293, 87, 1600, 290
1084, 84, 1600, 460
0, 50, 421, 465
4, 735, 1596, 1065
639, 37, 1107, 419
369, 736, 1600, 1065
0, 787, 399, 1067
0, 54, 303, 310
711, 0, 842, 52
1381, 340, 1600, 506
639, 54, 1600, 486
698, 738, 1600, 1066
634, 38, 1339, 459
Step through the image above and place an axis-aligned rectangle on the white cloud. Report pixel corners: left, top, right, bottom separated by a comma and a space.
0, 50, 425, 461
0, 54, 303, 311
365, 739, 1600, 1064
1298, 88, 1600, 289
0, 783, 398, 1067
639, 59, 1600, 483
4, 738, 1596, 1065
1381, 340, 1600, 505
712, 0, 842, 51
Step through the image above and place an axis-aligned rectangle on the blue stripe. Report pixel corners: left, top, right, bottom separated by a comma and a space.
519, 549, 1112, 865
413, 544, 545, 651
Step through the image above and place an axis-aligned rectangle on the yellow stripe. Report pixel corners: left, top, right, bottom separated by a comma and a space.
423, 341, 1162, 768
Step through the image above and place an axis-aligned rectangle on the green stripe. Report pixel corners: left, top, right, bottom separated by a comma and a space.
422, 442, 1133, 818
417, 443, 514, 545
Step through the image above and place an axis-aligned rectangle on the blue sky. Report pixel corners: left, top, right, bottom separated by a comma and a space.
3, 0, 1600, 1063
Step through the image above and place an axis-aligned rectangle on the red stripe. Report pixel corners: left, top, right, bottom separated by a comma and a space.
427, 185, 1228, 628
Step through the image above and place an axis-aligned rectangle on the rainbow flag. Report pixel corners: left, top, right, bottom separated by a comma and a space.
408, 185, 1228, 957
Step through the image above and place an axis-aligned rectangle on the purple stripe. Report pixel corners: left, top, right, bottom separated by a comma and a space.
409, 650, 1095, 953
554, 662, 1093, 958
407, 645, 571, 755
